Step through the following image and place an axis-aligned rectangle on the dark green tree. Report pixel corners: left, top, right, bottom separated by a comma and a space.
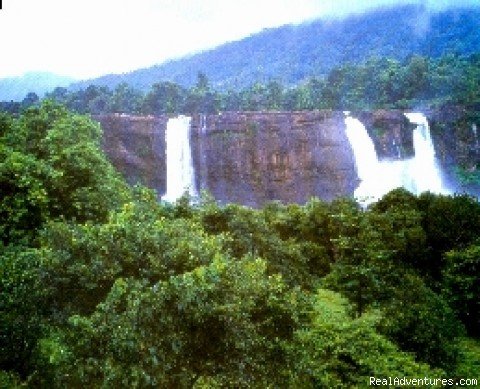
291, 289, 442, 387
443, 243, 480, 336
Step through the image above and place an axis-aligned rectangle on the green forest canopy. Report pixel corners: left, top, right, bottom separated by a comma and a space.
1, 103, 479, 387
39, 54, 480, 114
2, 53, 478, 117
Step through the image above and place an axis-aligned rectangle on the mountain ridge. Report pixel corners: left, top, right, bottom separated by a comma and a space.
69, 4, 480, 92
0, 72, 75, 101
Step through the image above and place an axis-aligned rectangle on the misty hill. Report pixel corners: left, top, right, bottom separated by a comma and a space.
71, 4, 480, 92
0, 72, 75, 101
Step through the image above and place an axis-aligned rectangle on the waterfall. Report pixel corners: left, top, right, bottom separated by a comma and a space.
344, 114, 384, 203
392, 139, 402, 159
163, 115, 197, 202
198, 114, 208, 192
200, 114, 207, 135
344, 112, 449, 205
473, 123, 479, 151
404, 112, 448, 195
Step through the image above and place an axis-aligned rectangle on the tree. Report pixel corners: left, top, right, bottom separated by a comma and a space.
369, 188, 427, 269
0, 148, 49, 246
0, 103, 131, 382
379, 273, 463, 371
417, 192, 480, 281
21, 92, 40, 109
401, 55, 430, 102
141, 82, 185, 115
198, 202, 321, 288
323, 198, 394, 316
66, 85, 112, 114
109, 82, 142, 114
241, 82, 268, 111
39, 196, 225, 316
265, 80, 284, 110
0, 249, 48, 379
291, 289, 442, 387
45, 87, 69, 104
443, 243, 480, 336
0, 101, 129, 244
195, 72, 210, 92
44, 258, 298, 387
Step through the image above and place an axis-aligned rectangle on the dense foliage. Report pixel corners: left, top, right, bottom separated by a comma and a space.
1, 105, 479, 387
2, 53, 479, 118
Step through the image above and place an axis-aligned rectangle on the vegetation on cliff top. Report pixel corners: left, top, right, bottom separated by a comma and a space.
1, 103, 479, 387
3, 53, 479, 117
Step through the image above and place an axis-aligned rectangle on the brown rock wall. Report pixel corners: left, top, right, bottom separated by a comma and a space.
95, 114, 168, 196
97, 109, 475, 206
427, 105, 480, 168
356, 110, 415, 160
190, 111, 357, 206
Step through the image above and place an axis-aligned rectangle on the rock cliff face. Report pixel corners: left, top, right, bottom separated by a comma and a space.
96, 114, 168, 194
96, 111, 358, 206
427, 105, 480, 193
190, 111, 358, 206
427, 105, 480, 169
95, 108, 480, 206
356, 110, 415, 160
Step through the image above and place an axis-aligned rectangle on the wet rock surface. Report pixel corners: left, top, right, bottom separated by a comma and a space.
95, 108, 480, 206
96, 114, 168, 196
190, 111, 358, 206
427, 105, 480, 169
96, 111, 358, 206
355, 110, 416, 160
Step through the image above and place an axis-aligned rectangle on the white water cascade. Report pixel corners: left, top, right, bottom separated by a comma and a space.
344, 115, 383, 202
405, 112, 448, 195
472, 123, 479, 150
345, 112, 449, 205
163, 115, 197, 202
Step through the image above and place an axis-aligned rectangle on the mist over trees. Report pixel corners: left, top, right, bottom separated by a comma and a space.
66, 5, 480, 93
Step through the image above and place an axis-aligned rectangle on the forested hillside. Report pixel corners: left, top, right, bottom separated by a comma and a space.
0, 53, 473, 116
70, 5, 480, 91
1, 103, 479, 387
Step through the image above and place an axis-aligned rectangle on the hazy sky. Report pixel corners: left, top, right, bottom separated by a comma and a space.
0, 0, 478, 80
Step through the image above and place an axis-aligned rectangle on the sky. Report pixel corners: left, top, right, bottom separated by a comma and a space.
0, 0, 478, 80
